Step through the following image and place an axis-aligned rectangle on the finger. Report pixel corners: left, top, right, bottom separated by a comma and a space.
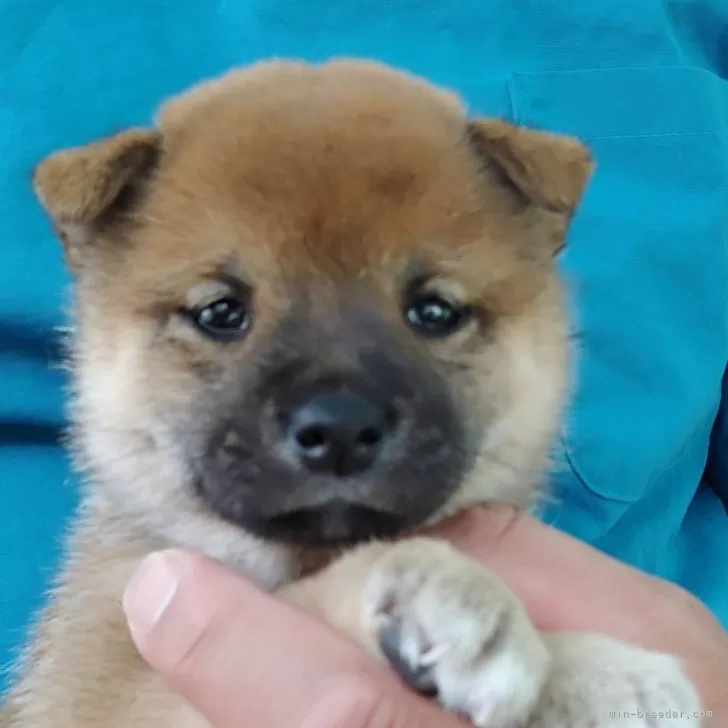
429, 506, 728, 714
122, 549, 463, 728
427, 505, 666, 638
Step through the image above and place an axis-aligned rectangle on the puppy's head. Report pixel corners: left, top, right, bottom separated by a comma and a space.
34, 60, 592, 562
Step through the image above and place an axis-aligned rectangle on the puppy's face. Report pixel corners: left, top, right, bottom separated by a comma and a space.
34, 61, 592, 562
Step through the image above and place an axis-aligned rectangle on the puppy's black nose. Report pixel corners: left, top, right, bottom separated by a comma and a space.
286, 391, 394, 476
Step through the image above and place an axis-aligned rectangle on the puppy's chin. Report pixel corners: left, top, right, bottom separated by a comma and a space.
242, 501, 412, 547
191, 472, 436, 547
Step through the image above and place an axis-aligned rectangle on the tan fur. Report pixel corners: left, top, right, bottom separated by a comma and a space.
1, 59, 701, 727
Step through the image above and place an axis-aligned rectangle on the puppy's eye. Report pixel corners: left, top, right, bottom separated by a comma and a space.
405, 293, 471, 338
190, 296, 252, 341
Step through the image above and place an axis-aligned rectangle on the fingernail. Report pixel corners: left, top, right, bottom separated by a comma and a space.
123, 550, 190, 642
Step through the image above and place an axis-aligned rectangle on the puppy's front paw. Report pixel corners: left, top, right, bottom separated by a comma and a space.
361, 538, 551, 727
535, 634, 703, 728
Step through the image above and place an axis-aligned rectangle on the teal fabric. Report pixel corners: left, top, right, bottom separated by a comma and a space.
2, 0, 728, 692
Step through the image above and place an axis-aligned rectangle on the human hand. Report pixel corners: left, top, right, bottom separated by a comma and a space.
121, 547, 465, 728
429, 505, 728, 719
122, 506, 728, 726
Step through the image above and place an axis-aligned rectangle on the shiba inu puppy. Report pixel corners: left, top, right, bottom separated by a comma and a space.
1, 59, 701, 727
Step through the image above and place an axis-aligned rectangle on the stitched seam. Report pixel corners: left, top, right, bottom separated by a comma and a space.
585, 131, 728, 141
5, 0, 62, 63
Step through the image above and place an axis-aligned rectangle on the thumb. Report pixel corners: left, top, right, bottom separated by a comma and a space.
122, 549, 463, 728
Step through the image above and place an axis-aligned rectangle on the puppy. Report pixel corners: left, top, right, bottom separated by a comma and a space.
1, 59, 701, 727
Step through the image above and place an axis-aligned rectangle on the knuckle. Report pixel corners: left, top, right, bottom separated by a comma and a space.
301, 675, 405, 728
650, 577, 705, 620
153, 559, 240, 682
165, 602, 230, 682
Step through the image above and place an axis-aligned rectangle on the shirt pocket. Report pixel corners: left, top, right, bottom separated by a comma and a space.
507, 67, 728, 503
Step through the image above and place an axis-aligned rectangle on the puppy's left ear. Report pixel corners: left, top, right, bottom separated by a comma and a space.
466, 119, 594, 253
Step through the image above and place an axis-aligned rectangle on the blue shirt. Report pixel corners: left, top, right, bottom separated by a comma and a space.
2, 0, 727, 690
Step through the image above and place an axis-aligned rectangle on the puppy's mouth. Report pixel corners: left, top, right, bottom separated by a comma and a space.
245, 500, 410, 547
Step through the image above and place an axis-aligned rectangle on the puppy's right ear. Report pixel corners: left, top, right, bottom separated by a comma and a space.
33, 129, 161, 272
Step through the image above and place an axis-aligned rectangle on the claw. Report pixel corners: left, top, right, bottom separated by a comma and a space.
378, 620, 439, 698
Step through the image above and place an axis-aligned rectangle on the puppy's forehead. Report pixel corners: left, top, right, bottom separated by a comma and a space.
131, 61, 523, 291
157, 59, 468, 141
